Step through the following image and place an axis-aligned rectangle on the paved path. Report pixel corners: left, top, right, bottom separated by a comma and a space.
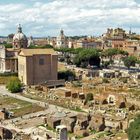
0, 85, 66, 110
0, 85, 44, 107
0, 85, 83, 138
0, 85, 82, 114
0, 85, 79, 123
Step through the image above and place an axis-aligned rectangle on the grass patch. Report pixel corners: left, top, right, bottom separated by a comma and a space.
0, 96, 44, 117
11, 104, 44, 117
0, 76, 17, 84
90, 129, 96, 134
0, 97, 28, 106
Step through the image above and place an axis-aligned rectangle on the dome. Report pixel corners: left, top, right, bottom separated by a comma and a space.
57, 29, 65, 40
13, 24, 27, 41
13, 33, 27, 41
13, 24, 28, 48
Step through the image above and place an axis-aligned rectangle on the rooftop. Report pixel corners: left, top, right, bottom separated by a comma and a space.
19, 48, 57, 56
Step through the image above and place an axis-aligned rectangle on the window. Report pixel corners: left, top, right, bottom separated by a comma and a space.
39, 58, 44, 65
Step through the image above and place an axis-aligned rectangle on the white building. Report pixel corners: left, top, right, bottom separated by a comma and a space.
56, 29, 67, 48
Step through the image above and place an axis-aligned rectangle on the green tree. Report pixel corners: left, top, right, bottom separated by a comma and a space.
104, 48, 118, 59
101, 48, 118, 67
3, 43, 13, 48
58, 70, 75, 81
127, 115, 140, 140
118, 50, 129, 56
73, 48, 100, 68
6, 77, 22, 93
102, 61, 110, 68
103, 48, 128, 60
123, 56, 137, 69
136, 59, 140, 67
28, 44, 53, 49
55, 48, 75, 63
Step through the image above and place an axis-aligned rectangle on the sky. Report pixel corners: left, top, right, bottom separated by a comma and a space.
0, 0, 140, 37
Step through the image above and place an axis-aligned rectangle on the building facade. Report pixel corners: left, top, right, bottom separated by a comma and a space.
0, 25, 27, 73
0, 46, 19, 73
18, 49, 58, 85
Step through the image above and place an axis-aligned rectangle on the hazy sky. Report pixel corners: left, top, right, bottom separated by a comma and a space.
0, 0, 140, 37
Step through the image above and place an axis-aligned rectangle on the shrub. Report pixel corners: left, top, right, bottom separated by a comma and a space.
6, 77, 22, 93
4, 43, 13, 48
85, 93, 93, 103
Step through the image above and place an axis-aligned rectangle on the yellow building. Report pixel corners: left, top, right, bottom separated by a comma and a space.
18, 49, 58, 85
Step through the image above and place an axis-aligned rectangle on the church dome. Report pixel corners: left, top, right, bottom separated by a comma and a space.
13, 32, 27, 41
13, 24, 27, 41
57, 29, 65, 40
13, 24, 28, 48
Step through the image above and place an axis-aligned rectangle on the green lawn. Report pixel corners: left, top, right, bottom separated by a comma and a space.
0, 96, 44, 117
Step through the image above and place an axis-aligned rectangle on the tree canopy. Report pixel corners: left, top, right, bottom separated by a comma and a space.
102, 48, 128, 58
73, 48, 100, 68
28, 44, 53, 49
127, 115, 140, 140
3, 43, 13, 48
58, 70, 76, 81
123, 56, 137, 69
